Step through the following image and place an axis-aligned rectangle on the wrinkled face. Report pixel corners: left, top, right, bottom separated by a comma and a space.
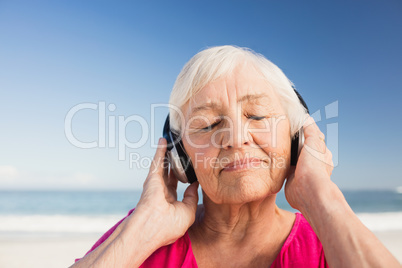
181, 64, 292, 204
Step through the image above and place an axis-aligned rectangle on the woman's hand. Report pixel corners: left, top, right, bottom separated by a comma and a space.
71, 138, 199, 268
285, 116, 334, 213
284, 116, 400, 267
132, 137, 199, 246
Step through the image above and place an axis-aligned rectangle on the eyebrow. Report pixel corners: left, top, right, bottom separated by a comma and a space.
190, 93, 270, 115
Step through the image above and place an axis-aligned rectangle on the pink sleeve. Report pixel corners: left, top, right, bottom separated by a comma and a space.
75, 208, 136, 262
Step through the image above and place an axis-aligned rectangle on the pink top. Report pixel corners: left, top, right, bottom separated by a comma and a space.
76, 209, 328, 267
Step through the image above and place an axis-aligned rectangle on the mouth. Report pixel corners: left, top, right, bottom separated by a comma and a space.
221, 157, 264, 173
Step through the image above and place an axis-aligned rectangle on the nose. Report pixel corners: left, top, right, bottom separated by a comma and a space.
221, 115, 251, 149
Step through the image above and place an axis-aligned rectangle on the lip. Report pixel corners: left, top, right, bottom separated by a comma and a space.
222, 157, 263, 172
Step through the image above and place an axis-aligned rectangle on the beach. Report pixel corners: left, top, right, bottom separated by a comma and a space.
0, 234, 99, 268
374, 231, 402, 263
0, 231, 400, 267
0, 190, 401, 267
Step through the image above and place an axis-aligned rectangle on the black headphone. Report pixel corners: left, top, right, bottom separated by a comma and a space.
163, 87, 309, 184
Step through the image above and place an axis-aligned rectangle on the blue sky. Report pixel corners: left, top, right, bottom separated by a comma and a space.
0, 0, 401, 190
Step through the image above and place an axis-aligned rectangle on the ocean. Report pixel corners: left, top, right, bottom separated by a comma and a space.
0, 189, 401, 237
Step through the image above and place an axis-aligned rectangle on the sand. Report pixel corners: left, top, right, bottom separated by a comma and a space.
0, 234, 99, 268
0, 231, 400, 267
373, 231, 402, 264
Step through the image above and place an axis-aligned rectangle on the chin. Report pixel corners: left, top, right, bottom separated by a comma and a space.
216, 172, 284, 205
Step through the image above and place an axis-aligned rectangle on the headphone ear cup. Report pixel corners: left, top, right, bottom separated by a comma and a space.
290, 127, 305, 166
290, 133, 299, 166
172, 137, 198, 184
291, 87, 309, 166
163, 115, 198, 184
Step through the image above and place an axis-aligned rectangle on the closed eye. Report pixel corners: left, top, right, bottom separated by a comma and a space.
200, 115, 266, 131
247, 115, 266, 120
202, 120, 221, 131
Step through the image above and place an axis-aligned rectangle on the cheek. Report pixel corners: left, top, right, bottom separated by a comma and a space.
251, 130, 289, 153
250, 121, 291, 167
183, 133, 211, 148
183, 137, 219, 181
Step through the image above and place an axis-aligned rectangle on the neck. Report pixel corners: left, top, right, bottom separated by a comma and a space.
193, 192, 283, 244
189, 192, 296, 267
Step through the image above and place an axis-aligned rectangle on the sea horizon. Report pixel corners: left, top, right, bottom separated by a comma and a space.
0, 189, 401, 236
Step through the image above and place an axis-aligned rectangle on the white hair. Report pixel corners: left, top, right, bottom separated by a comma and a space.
169, 45, 308, 138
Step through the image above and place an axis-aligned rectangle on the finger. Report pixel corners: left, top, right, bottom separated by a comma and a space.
167, 166, 178, 192
302, 140, 333, 167
181, 181, 199, 214
149, 138, 168, 177
162, 156, 169, 184
165, 166, 179, 202
286, 166, 296, 181
301, 117, 327, 155
303, 116, 325, 141
328, 160, 334, 176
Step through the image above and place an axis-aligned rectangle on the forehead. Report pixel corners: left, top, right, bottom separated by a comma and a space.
184, 65, 281, 116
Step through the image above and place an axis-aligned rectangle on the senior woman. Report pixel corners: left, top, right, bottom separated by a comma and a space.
72, 46, 399, 267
